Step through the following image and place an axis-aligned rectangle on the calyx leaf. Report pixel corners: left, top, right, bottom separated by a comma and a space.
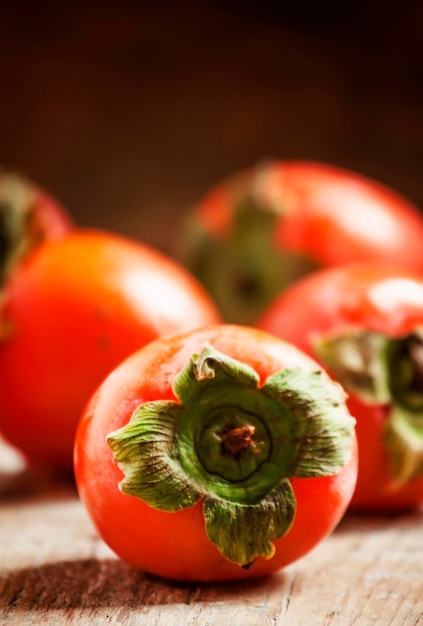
314, 330, 390, 405
262, 367, 355, 477
107, 401, 200, 511
0, 173, 39, 289
203, 480, 296, 568
384, 406, 423, 487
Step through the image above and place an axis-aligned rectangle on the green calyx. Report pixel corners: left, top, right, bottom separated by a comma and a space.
177, 174, 318, 324
314, 328, 423, 487
0, 172, 41, 290
107, 343, 355, 568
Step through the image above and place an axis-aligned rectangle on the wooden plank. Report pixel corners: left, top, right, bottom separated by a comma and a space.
1, 439, 422, 625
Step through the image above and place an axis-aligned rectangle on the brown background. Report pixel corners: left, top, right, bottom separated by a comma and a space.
0, 0, 422, 254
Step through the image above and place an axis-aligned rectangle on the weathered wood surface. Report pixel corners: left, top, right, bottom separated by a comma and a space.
1, 439, 422, 626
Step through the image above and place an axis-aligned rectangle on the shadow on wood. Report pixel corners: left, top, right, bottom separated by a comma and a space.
0, 558, 286, 611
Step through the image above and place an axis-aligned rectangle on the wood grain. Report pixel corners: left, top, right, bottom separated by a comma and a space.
1, 439, 422, 625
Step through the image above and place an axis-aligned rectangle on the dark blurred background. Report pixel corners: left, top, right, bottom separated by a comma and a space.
0, 0, 422, 253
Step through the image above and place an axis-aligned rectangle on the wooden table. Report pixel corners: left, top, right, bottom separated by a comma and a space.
1, 438, 422, 625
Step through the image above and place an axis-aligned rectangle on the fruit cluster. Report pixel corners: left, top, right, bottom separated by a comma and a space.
1, 161, 422, 582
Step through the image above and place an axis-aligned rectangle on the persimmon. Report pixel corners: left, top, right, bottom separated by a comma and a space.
0, 230, 220, 473
74, 324, 357, 582
258, 264, 423, 511
178, 160, 423, 323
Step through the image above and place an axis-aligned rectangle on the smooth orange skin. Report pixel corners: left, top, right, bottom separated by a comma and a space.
74, 325, 358, 582
0, 230, 221, 473
198, 160, 423, 273
257, 263, 423, 512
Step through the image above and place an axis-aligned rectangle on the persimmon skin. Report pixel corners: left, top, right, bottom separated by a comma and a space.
197, 161, 423, 271
257, 263, 423, 512
0, 230, 221, 473
74, 325, 358, 582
